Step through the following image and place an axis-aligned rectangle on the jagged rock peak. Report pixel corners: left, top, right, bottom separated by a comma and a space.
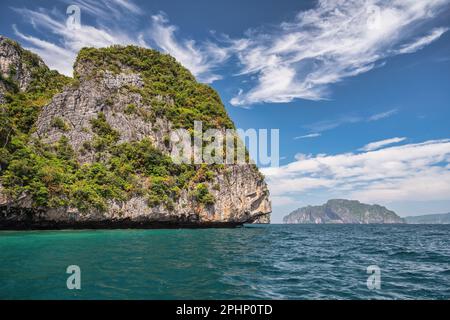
0, 36, 47, 92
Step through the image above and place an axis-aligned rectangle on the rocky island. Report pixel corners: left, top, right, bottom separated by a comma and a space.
404, 213, 450, 224
0, 36, 271, 229
283, 199, 404, 224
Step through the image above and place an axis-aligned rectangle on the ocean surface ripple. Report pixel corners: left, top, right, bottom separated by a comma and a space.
0, 224, 449, 299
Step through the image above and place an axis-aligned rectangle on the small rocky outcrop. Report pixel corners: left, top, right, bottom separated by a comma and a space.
1, 36, 34, 89
0, 35, 48, 101
0, 37, 271, 229
283, 199, 404, 224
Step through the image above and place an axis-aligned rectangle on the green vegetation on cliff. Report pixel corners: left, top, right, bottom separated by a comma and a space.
0, 39, 74, 177
0, 40, 221, 212
75, 46, 234, 130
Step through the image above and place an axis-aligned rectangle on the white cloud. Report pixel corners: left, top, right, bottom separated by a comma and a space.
303, 108, 398, 133
304, 115, 363, 132
12, 3, 228, 82
10, 0, 450, 95
111, 0, 142, 15
396, 27, 449, 54
12, 26, 76, 76
368, 108, 398, 121
229, 0, 450, 106
359, 137, 407, 152
149, 13, 229, 83
12, 3, 145, 76
271, 196, 299, 206
262, 139, 450, 204
294, 133, 321, 139
60, 0, 142, 18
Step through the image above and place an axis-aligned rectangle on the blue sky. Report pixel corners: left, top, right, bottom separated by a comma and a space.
1, 0, 450, 222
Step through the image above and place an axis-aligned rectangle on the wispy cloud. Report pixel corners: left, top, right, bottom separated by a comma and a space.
262, 139, 450, 206
9, 0, 450, 93
12, 2, 145, 76
148, 13, 230, 83
303, 108, 398, 133
12, 25, 76, 76
229, 0, 450, 106
11, 2, 228, 82
111, 0, 142, 15
59, 0, 142, 18
294, 133, 321, 140
396, 27, 449, 54
271, 196, 299, 207
359, 137, 407, 152
368, 108, 398, 121
304, 115, 362, 133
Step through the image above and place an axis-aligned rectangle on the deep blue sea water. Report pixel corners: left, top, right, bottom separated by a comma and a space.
0, 224, 449, 300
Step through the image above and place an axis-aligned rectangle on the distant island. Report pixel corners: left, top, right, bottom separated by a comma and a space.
404, 213, 450, 224
283, 199, 405, 224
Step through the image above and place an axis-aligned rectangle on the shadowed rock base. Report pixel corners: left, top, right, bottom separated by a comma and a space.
0, 206, 269, 230
0, 220, 245, 230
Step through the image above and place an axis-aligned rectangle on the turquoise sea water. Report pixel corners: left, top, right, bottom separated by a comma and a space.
0, 224, 449, 300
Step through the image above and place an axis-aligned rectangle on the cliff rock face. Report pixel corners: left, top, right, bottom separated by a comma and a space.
0, 35, 46, 103
0, 36, 44, 90
283, 199, 404, 224
0, 37, 271, 229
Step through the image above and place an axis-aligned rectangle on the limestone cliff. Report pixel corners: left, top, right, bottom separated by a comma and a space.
283, 199, 404, 224
0, 35, 47, 102
0, 37, 271, 229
